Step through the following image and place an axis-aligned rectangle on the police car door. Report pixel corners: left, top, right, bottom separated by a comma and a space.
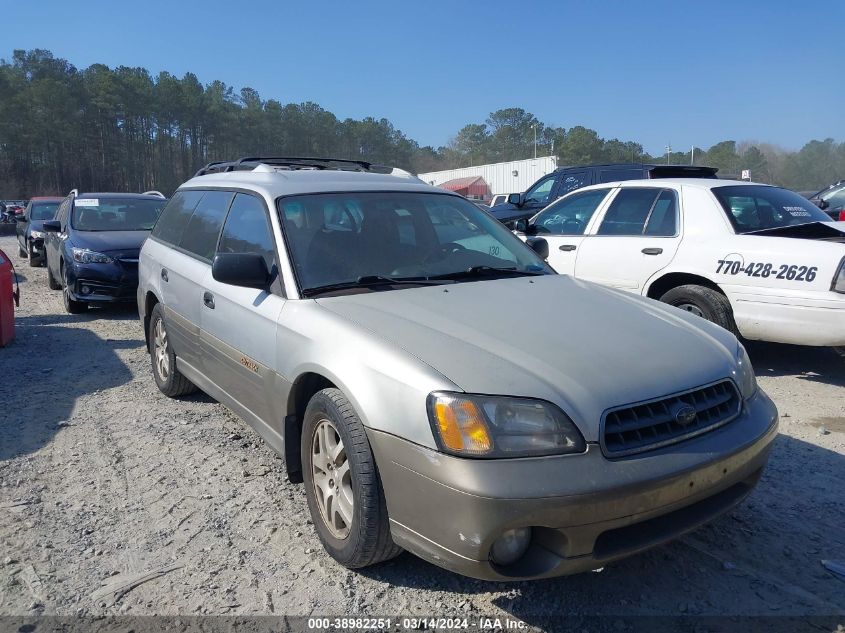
527, 188, 611, 275
574, 187, 682, 291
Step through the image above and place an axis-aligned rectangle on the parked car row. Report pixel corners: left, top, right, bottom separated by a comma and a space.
11, 157, 842, 582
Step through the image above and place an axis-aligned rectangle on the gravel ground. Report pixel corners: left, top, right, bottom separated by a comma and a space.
0, 233, 843, 628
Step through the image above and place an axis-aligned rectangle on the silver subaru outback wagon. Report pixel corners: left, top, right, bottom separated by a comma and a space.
137, 157, 778, 581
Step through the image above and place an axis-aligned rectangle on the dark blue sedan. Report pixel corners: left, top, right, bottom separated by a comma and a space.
43, 192, 167, 313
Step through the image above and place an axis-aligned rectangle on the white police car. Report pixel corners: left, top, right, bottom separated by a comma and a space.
518, 179, 845, 348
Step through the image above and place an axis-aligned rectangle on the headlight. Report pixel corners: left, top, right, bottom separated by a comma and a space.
29, 230, 45, 239
72, 248, 112, 264
832, 257, 845, 294
734, 343, 757, 400
427, 392, 586, 458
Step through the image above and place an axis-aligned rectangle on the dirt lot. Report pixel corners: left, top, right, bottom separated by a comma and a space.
1, 233, 843, 628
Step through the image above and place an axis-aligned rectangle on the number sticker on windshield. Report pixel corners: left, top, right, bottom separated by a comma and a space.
716, 259, 817, 282
75, 199, 99, 207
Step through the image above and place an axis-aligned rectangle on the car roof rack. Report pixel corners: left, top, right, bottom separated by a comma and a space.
68, 188, 79, 197
193, 156, 393, 177
142, 190, 166, 198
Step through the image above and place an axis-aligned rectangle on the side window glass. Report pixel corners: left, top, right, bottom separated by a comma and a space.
597, 188, 662, 236
532, 189, 609, 235
524, 176, 556, 205
218, 194, 276, 272
151, 190, 204, 246
178, 191, 234, 260
599, 169, 645, 183
556, 172, 590, 196
644, 190, 678, 236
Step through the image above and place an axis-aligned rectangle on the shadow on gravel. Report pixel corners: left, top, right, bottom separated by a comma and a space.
18, 302, 140, 324
361, 434, 845, 622
0, 317, 137, 460
746, 341, 845, 388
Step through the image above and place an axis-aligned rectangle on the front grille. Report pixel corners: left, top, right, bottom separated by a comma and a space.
601, 380, 741, 457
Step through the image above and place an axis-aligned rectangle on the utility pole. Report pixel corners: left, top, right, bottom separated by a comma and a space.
691, 146, 695, 165
532, 124, 538, 159
665, 144, 672, 165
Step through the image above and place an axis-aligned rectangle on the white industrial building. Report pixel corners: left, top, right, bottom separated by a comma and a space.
417, 156, 558, 198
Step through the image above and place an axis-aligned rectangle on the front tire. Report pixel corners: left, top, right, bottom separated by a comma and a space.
301, 388, 400, 569
149, 303, 197, 397
62, 266, 88, 314
660, 284, 737, 335
47, 262, 62, 290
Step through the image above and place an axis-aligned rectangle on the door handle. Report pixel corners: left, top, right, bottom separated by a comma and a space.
642, 248, 663, 255
203, 292, 215, 309
161, 268, 168, 282
558, 244, 577, 252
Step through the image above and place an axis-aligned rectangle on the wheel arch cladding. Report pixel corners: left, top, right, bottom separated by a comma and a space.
143, 291, 160, 351
284, 372, 337, 484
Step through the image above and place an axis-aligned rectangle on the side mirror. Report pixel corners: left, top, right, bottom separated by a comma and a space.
212, 253, 270, 289
42, 220, 61, 233
816, 199, 829, 210
526, 237, 549, 260
512, 218, 529, 233
507, 193, 523, 206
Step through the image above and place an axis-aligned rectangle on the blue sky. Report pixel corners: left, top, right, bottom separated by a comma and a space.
2, 0, 842, 155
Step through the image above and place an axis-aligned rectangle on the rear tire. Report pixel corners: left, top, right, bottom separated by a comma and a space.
62, 266, 88, 314
149, 303, 197, 397
46, 263, 62, 290
301, 388, 401, 569
660, 284, 738, 335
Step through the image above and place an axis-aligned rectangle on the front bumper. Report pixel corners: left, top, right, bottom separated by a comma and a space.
66, 261, 139, 304
369, 389, 778, 581
29, 237, 45, 257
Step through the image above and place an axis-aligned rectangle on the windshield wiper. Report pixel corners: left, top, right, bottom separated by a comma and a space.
302, 275, 447, 297
428, 265, 545, 281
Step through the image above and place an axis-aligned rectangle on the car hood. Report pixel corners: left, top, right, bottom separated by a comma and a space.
72, 230, 149, 254
28, 220, 48, 232
316, 275, 740, 441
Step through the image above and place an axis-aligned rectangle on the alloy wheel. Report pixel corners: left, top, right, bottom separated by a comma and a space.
310, 419, 353, 539
153, 318, 170, 381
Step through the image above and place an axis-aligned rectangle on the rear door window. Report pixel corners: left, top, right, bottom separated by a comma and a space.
554, 171, 590, 198
597, 188, 676, 236
152, 190, 204, 246
178, 191, 234, 260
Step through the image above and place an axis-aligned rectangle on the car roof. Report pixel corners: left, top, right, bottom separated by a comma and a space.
30, 197, 63, 202
178, 168, 443, 200
576, 178, 776, 191
74, 192, 168, 200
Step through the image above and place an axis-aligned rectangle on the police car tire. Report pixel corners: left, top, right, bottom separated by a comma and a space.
660, 285, 738, 336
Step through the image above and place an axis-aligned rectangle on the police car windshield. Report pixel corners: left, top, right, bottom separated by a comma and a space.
71, 198, 166, 232
278, 191, 549, 295
713, 185, 833, 234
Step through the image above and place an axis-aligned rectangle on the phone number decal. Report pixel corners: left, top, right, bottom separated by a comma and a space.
716, 259, 818, 281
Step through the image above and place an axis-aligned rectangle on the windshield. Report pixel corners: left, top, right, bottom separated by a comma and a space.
278, 191, 549, 294
71, 198, 166, 231
30, 202, 60, 220
712, 185, 833, 234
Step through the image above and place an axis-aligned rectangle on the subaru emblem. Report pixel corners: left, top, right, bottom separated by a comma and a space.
674, 404, 697, 426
